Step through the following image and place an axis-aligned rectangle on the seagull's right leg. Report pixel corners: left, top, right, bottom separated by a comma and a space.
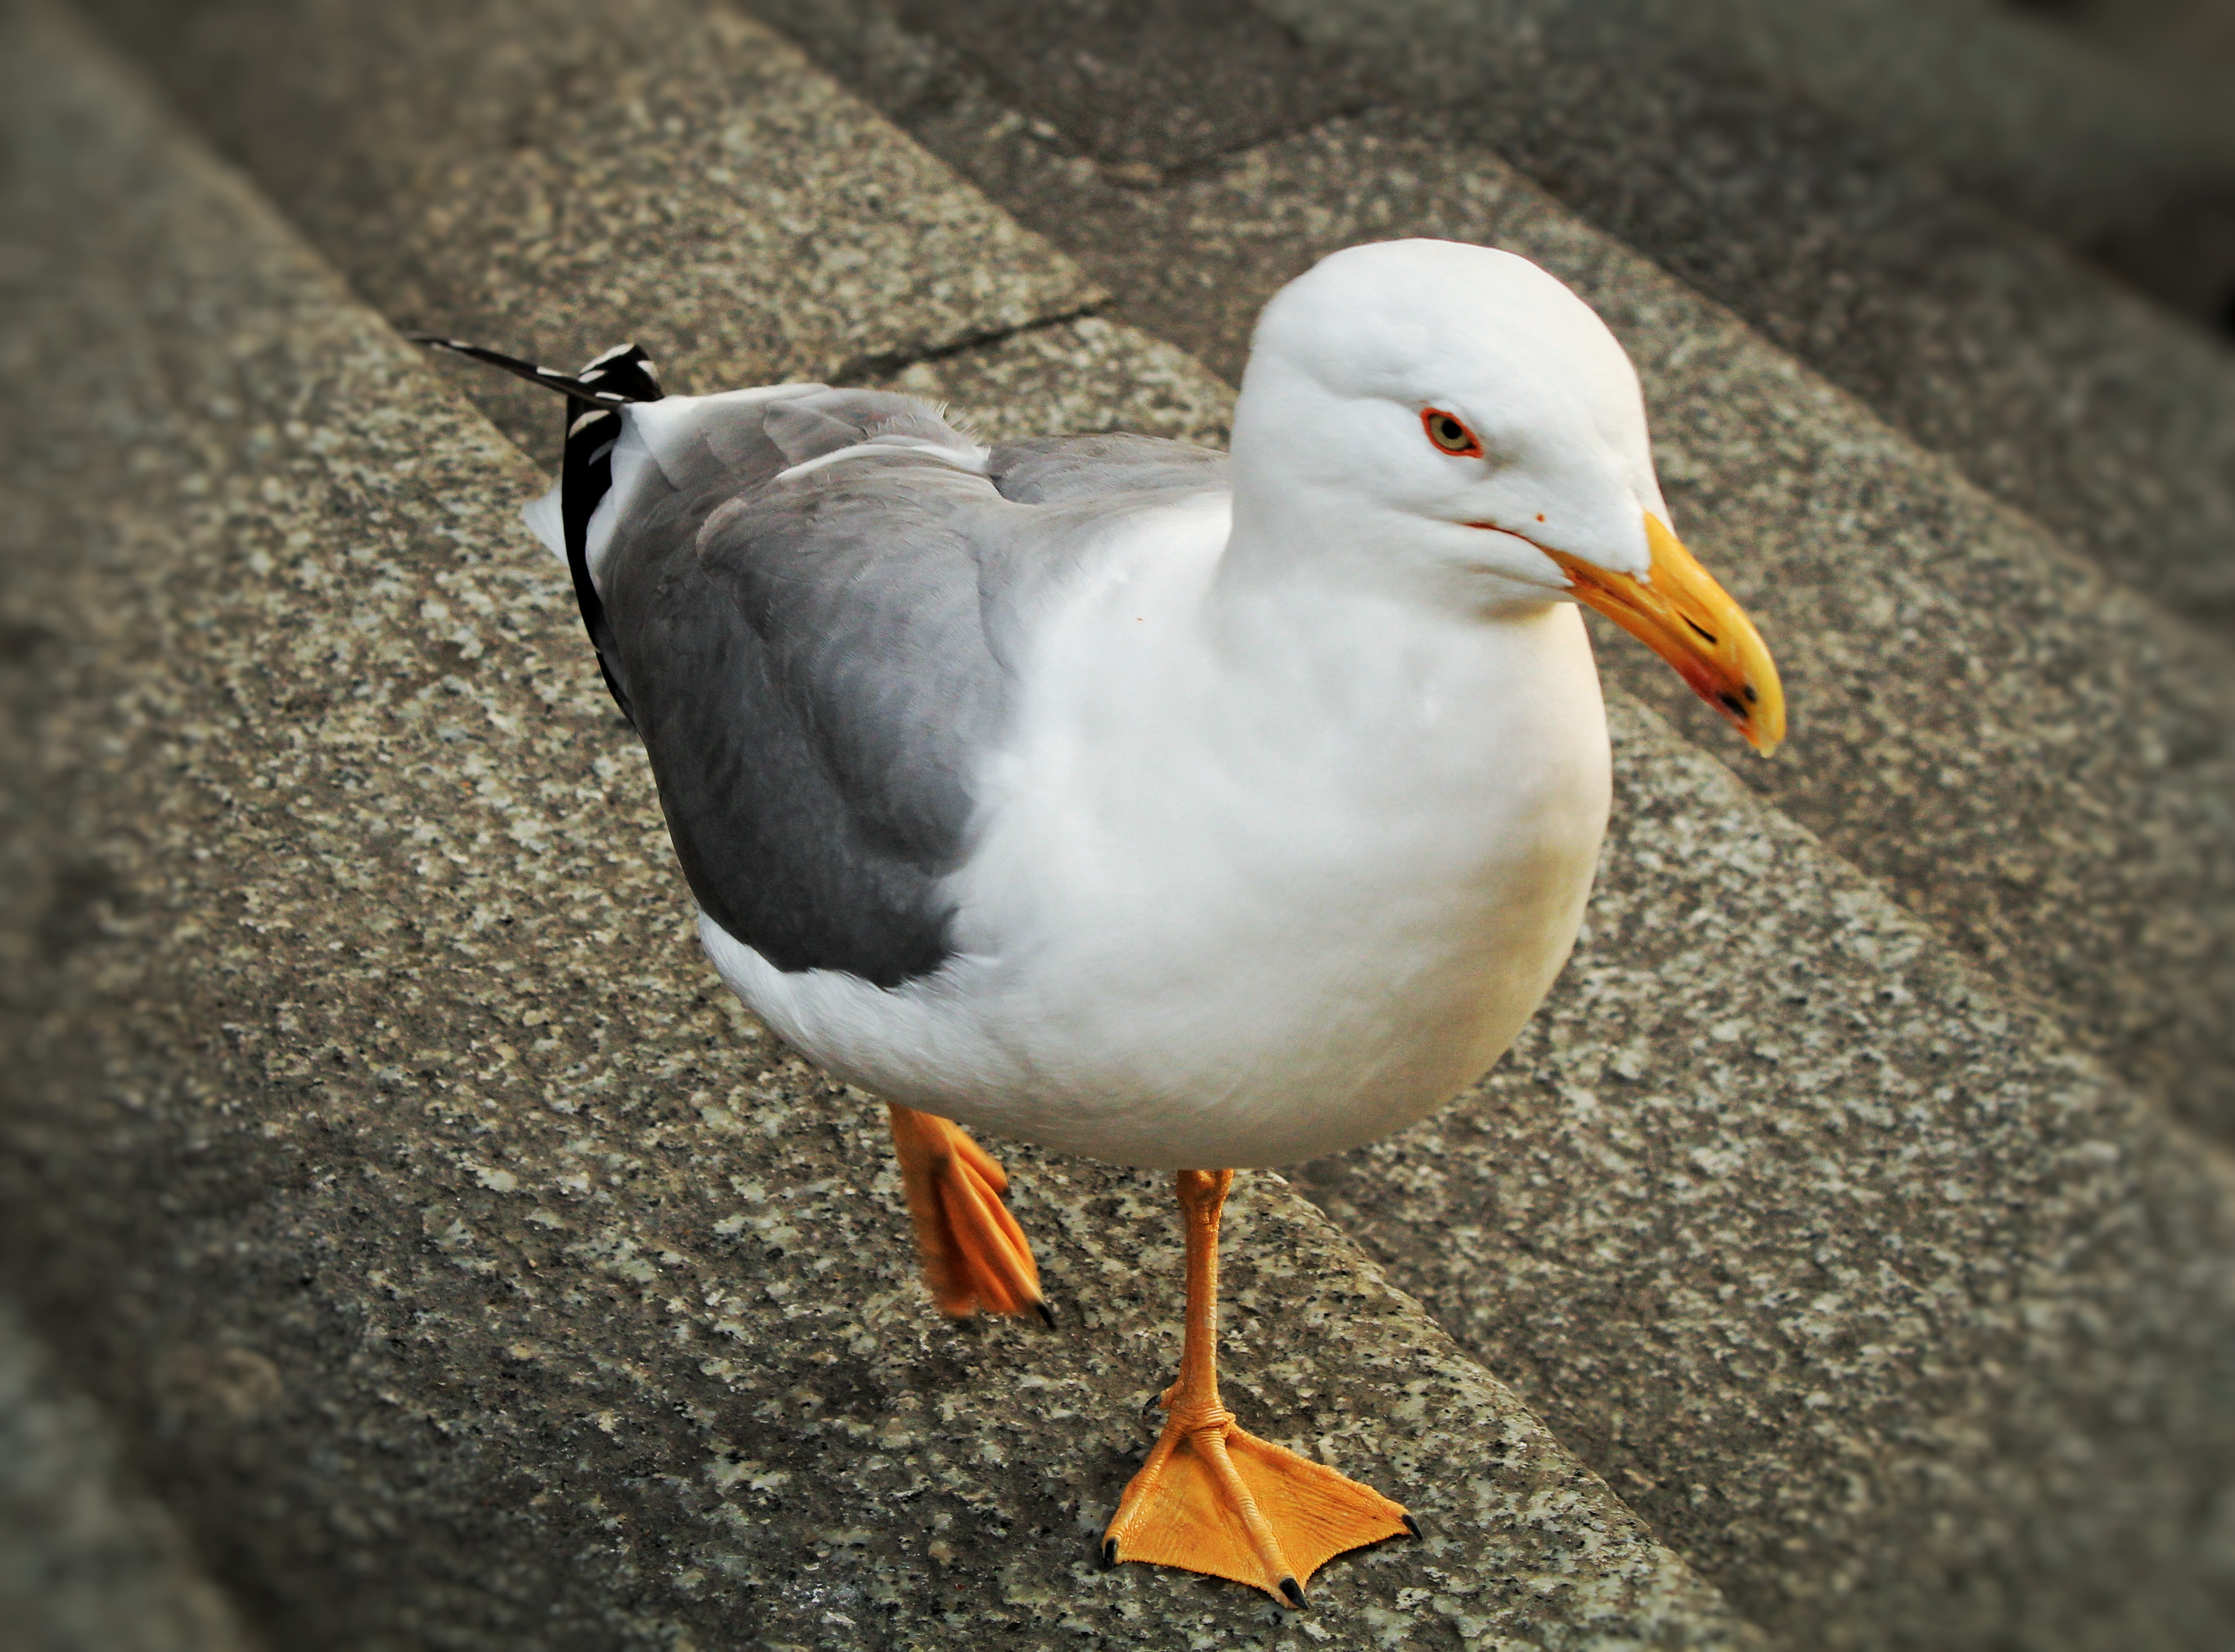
885, 1103, 1047, 1321
1101, 1169, 1414, 1606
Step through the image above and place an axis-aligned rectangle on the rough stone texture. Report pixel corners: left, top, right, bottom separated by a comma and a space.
19, 2, 2235, 1650
738, 1, 2235, 1168
2041, 0, 2235, 93
889, 0, 1366, 177
879, 315, 1237, 450
79, 0, 1105, 472
1647, 0, 2235, 320
0, 9, 1764, 1648
0, 1296, 260, 1652
1258, 0, 2235, 328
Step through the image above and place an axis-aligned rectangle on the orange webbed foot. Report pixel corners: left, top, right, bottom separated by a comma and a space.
1103, 1170, 1416, 1605
1103, 1402, 1413, 1607
886, 1104, 1046, 1320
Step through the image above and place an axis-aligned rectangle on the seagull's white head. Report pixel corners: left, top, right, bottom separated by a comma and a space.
1231, 238, 1783, 755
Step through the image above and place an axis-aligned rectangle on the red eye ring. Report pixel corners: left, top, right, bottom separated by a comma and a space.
1421, 407, 1483, 458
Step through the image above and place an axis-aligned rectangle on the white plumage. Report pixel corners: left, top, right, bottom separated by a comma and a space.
459, 235, 1783, 1605
508, 239, 1765, 1170
700, 495, 1611, 1168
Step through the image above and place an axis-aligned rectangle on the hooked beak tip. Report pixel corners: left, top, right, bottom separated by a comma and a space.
1551, 516, 1786, 755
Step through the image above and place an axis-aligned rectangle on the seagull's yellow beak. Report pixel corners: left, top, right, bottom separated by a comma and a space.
1546, 515, 1785, 756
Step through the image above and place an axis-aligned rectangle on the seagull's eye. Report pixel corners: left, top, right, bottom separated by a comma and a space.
1421, 408, 1483, 458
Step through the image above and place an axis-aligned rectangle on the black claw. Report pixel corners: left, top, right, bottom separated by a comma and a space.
1035, 1299, 1056, 1329
1402, 1512, 1422, 1538
1101, 1537, 1119, 1568
1278, 1577, 1307, 1610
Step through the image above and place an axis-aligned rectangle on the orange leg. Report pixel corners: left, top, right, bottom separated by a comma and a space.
1102, 1170, 1416, 1608
886, 1103, 1046, 1321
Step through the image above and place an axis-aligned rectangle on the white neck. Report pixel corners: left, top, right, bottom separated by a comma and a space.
1205, 445, 1592, 748
962, 482, 1615, 963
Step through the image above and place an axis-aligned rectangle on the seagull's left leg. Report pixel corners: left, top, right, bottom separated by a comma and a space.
886, 1103, 1047, 1320
1102, 1169, 1416, 1606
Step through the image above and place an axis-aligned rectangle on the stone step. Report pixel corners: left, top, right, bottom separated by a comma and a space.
1272, 0, 2235, 331
0, 1296, 256, 1652
2030, 0, 2235, 105
0, 5, 1764, 1649
739, 0, 2235, 1148
1662, 0, 2235, 327
33, 1, 2235, 1649
84, 0, 1108, 471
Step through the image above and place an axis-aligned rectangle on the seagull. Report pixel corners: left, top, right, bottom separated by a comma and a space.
413, 237, 1783, 1609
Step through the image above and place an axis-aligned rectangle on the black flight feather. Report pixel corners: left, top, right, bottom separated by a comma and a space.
411, 335, 663, 724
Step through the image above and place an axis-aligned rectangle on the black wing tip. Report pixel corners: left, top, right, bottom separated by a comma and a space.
407, 332, 657, 407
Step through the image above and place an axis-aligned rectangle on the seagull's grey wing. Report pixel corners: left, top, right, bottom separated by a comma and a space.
593, 398, 1228, 987
988, 432, 1229, 506
598, 391, 1019, 986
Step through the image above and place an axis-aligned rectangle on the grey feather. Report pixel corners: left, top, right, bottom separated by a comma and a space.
762, 400, 867, 465
988, 433, 1228, 505
597, 392, 1230, 985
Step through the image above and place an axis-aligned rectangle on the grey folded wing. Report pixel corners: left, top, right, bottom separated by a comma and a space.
987, 432, 1229, 506
596, 392, 1230, 987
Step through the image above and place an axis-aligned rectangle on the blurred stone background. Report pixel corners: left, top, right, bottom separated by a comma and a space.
3, 1, 2232, 1648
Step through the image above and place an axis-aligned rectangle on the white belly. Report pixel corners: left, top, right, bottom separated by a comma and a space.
701, 529, 1612, 1169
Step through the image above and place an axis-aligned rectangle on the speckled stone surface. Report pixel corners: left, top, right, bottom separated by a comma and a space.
1262, 0, 2235, 325
740, 11, 2235, 1150
2046, 0, 2235, 102
1649, 0, 2235, 256
890, 0, 1366, 177
79, 0, 1105, 471
21, 3, 2235, 1650
0, 10, 1763, 1648
878, 315, 1237, 450
0, 1296, 258, 1652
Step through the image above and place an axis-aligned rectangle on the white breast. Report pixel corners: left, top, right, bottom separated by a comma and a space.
701, 498, 1612, 1169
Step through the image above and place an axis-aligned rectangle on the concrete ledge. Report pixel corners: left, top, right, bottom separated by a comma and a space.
0, 10, 1761, 1647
